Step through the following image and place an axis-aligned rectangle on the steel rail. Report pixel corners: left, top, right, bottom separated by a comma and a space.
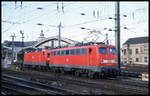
2, 69, 148, 95
2, 74, 79, 95
57, 76, 148, 95
1, 91, 6, 95
2, 81, 40, 95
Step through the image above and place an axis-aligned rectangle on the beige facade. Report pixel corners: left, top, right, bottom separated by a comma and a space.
121, 43, 149, 65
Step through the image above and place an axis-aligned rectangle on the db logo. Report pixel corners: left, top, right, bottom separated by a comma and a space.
66, 58, 69, 62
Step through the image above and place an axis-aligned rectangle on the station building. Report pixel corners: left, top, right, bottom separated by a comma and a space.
1, 30, 45, 67
121, 36, 149, 65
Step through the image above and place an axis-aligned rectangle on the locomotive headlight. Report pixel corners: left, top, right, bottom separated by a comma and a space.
103, 60, 108, 63
111, 60, 115, 63
101, 59, 108, 64
48, 58, 50, 60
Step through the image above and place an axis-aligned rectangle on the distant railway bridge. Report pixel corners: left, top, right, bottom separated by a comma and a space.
21, 36, 80, 52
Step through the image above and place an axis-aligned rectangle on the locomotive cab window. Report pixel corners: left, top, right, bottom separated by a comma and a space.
110, 48, 116, 54
99, 47, 107, 54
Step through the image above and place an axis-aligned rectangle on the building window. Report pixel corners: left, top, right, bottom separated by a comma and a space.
136, 48, 139, 54
129, 58, 132, 64
129, 49, 132, 54
124, 49, 126, 55
144, 46, 148, 52
144, 57, 147, 62
136, 58, 139, 62
124, 58, 127, 61
124, 58, 127, 63
122, 49, 124, 53
129, 58, 132, 61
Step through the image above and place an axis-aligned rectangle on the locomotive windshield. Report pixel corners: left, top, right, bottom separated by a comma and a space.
110, 48, 116, 54
99, 47, 107, 54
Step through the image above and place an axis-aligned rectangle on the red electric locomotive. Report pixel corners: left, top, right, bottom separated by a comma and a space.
24, 49, 50, 67
23, 43, 119, 78
48, 44, 119, 78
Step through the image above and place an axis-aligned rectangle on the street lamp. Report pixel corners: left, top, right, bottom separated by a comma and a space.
37, 7, 43, 10
108, 14, 127, 20
80, 13, 86, 15
80, 27, 85, 29
37, 23, 43, 26
123, 27, 128, 29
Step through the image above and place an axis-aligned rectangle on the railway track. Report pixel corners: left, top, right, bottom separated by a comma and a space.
54, 75, 148, 95
121, 64, 148, 73
120, 70, 142, 78
2, 69, 149, 95
105, 76, 148, 88
2, 74, 80, 95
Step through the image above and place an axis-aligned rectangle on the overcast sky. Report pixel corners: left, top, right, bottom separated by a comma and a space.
2, 1, 148, 47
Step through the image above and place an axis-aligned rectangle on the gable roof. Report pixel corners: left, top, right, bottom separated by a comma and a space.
123, 36, 149, 45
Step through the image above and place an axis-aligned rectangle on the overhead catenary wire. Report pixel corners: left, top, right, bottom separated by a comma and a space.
2, 2, 148, 43
3, 2, 58, 25
17, 2, 73, 25
2, 2, 113, 28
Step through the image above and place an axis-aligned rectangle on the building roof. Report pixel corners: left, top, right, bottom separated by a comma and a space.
123, 36, 149, 45
3, 40, 38, 47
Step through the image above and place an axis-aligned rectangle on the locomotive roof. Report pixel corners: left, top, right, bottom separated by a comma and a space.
51, 44, 116, 51
25, 44, 115, 53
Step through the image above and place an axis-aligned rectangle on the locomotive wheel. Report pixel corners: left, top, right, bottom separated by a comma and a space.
52, 68, 57, 73
60, 69, 65, 74
100, 71, 105, 79
88, 72, 95, 79
112, 71, 117, 78
75, 70, 81, 77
